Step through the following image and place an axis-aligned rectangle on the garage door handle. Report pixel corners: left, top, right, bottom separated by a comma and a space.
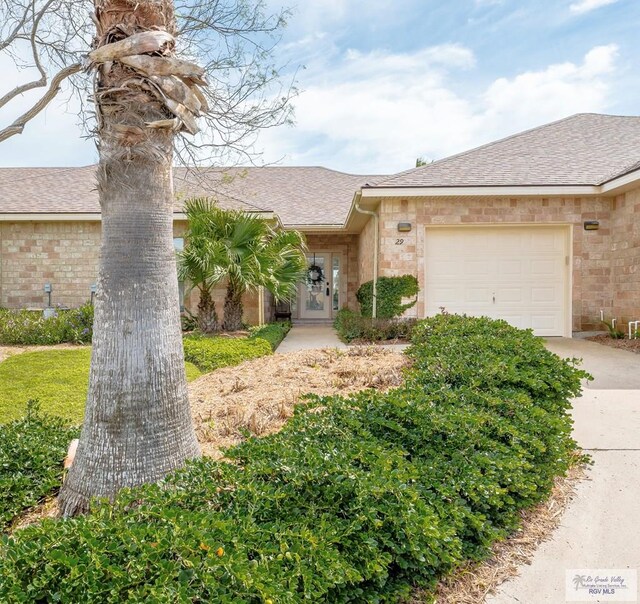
492, 294, 496, 304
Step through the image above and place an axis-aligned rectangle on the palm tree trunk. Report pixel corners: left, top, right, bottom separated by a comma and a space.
58, 0, 200, 517
223, 280, 244, 331
197, 288, 219, 333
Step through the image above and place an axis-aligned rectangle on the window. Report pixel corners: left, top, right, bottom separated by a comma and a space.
332, 255, 340, 311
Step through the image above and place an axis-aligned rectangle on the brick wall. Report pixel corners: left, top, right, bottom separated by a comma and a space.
0, 221, 101, 308
611, 188, 640, 326
0, 220, 263, 325
370, 195, 615, 331
357, 216, 375, 291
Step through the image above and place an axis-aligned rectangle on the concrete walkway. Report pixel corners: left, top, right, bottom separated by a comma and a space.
487, 341, 640, 604
276, 325, 346, 353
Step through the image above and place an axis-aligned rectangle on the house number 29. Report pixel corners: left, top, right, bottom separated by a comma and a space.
395, 238, 404, 245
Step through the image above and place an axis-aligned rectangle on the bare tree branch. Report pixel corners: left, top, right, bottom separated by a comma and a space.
0, 0, 297, 166
0, 62, 82, 143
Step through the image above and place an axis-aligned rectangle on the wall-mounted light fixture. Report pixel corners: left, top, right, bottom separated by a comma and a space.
584, 220, 600, 231
397, 222, 412, 233
90, 283, 97, 305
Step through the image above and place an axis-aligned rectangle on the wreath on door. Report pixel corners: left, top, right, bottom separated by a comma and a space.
306, 254, 324, 285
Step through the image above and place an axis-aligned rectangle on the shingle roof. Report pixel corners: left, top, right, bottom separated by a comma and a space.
174, 167, 383, 225
373, 114, 640, 188
0, 165, 383, 225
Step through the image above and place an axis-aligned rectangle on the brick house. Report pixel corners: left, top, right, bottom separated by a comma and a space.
1, 113, 639, 336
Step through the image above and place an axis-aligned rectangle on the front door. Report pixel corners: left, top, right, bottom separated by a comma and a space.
299, 253, 332, 319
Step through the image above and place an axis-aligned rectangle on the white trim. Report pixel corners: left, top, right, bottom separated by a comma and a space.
361, 185, 600, 198
601, 168, 640, 193
286, 224, 345, 231
0, 211, 278, 223
0, 213, 103, 221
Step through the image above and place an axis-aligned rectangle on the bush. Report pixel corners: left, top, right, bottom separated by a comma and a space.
357, 275, 419, 319
0, 401, 78, 529
0, 303, 94, 345
0, 315, 588, 602
334, 308, 416, 343
183, 334, 273, 372
249, 321, 291, 351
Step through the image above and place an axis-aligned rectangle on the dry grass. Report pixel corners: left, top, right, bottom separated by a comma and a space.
10, 497, 59, 532
188, 346, 409, 458
586, 334, 640, 355
410, 461, 587, 604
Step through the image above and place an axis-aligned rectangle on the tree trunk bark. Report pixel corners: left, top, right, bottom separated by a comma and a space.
197, 288, 219, 333
58, 0, 200, 517
223, 280, 244, 331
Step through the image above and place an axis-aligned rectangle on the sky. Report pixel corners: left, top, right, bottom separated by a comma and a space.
0, 0, 638, 174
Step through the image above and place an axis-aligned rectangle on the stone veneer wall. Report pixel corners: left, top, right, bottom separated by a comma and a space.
0, 220, 262, 325
0, 221, 102, 309
372, 195, 615, 331
304, 233, 359, 313
357, 215, 376, 291
611, 188, 640, 325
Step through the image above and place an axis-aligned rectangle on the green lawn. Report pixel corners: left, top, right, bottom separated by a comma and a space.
0, 348, 202, 424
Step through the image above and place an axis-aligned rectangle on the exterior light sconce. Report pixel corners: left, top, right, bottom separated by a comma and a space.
584, 221, 599, 231
90, 283, 97, 305
397, 222, 412, 233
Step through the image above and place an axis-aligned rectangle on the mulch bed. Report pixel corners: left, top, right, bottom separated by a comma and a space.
585, 334, 640, 354
188, 346, 409, 458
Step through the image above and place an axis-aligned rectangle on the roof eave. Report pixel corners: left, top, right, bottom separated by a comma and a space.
360, 184, 602, 198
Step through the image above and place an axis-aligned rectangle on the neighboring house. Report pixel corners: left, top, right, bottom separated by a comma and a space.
1, 113, 639, 336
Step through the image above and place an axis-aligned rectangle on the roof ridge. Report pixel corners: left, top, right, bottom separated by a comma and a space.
375, 113, 596, 187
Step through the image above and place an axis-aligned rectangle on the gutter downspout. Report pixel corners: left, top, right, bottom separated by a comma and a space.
354, 199, 379, 319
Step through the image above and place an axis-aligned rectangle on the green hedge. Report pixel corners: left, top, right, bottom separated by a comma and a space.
183, 334, 273, 372
0, 315, 588, 602
249, 322, 291, 351
0, 401, 78, 529
334, 308, 416, 343
356, 275, 419, 319
0, 304, 94, 345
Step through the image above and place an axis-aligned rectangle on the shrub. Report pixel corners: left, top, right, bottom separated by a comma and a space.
334, 308, 416, 343
0, 401, 78, 529
356, 275, 419, 319
0, 303, 94, 345
0, 315, 588, 602
249, 321, 291, 351
183, 334, 273, 372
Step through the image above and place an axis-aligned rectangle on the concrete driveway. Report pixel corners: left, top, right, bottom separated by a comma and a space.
544, 337, 640, 389
487, 339, 640, 603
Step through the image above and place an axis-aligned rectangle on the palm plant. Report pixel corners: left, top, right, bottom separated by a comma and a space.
178, 198, 307, 332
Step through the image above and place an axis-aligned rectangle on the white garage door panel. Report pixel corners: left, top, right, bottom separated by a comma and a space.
425, 227, 569, 336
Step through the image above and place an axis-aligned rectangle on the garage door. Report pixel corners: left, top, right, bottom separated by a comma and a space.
424, 226, 569, 336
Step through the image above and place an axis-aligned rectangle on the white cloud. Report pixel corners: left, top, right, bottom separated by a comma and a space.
257, 44, 619, 174
258, 45, 478, 173
482, 44, 618, 133
570, 0, 618, 15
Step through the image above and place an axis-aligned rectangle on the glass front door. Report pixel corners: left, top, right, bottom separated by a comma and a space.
299, 253, 332, 319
